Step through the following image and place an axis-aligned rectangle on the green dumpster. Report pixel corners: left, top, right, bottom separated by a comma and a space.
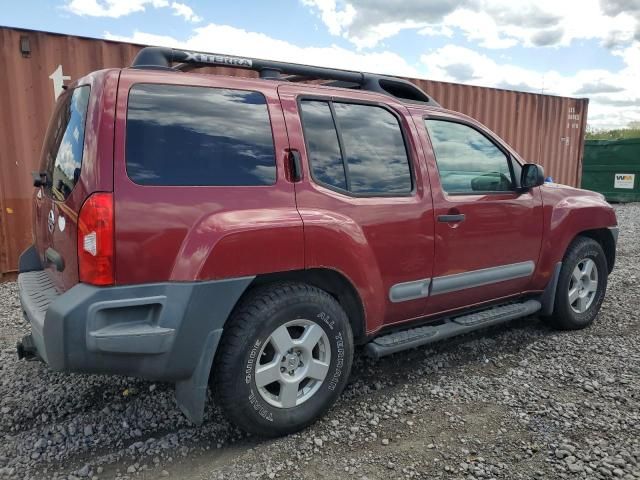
582, 138, 640, 202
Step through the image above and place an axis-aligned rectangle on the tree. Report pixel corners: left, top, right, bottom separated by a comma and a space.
585, 124, 640, 140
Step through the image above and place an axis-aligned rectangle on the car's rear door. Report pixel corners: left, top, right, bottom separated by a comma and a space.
278, 84, 435, 333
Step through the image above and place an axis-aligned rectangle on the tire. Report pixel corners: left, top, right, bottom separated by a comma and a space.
213, 282, 354, 437
546, 236, 608, 330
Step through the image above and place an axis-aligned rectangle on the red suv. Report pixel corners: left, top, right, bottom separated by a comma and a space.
17, 46, 618, 437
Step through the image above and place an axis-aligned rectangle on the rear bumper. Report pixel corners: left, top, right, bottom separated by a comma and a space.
17, 246, 253, 382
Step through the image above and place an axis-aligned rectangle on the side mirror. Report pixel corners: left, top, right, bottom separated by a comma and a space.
32, 171, 48, 188
471, 172, 512, 192
520, 163, 545, 190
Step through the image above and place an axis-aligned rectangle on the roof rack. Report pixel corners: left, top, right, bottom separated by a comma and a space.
130, 46, 440, 106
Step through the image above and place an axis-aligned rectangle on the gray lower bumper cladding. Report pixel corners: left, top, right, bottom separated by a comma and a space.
17, 247, 253, 425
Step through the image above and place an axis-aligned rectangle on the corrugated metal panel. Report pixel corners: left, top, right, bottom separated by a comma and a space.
0, 26, 588, 277
0, 28, 141, 279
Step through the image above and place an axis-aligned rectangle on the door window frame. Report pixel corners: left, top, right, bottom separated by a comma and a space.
298, 94, 417, 198
424, 115, 523, 196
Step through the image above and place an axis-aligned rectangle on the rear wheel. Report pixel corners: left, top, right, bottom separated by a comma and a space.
546, 236, 608, 330
213, 282, 353, 437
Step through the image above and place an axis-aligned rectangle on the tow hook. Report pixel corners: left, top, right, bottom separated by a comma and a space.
16, 335, 39, 361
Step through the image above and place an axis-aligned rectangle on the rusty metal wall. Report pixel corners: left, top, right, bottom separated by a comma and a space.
0, 27, 142, 279
0, 26, 588, 278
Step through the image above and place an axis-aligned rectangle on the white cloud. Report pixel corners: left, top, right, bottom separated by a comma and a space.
301, 0, 355, 35
63, 0, 201, 21
302, 0, 640, 51
107, 24, 640, 128
105, 23, 422, 77
65, 0, 167, 17
420, 44, 640, 129
170, 2, 201, 22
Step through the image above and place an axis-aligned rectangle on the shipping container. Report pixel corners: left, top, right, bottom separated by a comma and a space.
582, 138, 640, 202
0, 26, 589, 279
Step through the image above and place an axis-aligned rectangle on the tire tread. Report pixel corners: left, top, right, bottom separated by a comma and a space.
546, 236, 607, 330
213, 282, 352, 436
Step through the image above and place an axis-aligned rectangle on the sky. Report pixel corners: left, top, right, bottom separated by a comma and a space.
3, 0, 639, 129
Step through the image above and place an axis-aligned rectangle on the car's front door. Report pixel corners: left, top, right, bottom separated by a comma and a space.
418, 115, 544, 315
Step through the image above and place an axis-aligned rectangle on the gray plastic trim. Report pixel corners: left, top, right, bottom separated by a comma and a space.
431, 261, 535, 296
85, 295, 173, 354
175, 329, 223, 424
540, 262, 562, 316
367, 299, 541, 359
19, 245, 43, 273
389, 278, 431, 303
88, 323, 175, 354
608, 226, 619, 244
18, 273, 255, 425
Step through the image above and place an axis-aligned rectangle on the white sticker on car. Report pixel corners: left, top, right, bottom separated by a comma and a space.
58, 215, 66, 232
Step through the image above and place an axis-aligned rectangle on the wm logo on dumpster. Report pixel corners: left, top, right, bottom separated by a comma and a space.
614, 173, 635, 189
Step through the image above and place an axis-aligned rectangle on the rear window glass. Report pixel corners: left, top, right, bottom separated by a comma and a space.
300, 100, 412, 195
126, 84, 276, 186
333, 103, 412, 195
299, 101, 347, 191
42, 85, 90, 201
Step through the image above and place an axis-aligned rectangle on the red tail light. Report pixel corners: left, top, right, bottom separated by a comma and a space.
78, 192, 114, 286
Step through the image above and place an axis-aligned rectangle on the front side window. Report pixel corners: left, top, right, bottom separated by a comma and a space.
42, 85, 90, 201
425, 119, 514, 194
300, 100, 412, 195
126, 84, 276, 186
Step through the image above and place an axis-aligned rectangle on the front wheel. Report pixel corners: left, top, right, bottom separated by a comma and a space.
213, 283, 354, 437
545, 236, 608, 330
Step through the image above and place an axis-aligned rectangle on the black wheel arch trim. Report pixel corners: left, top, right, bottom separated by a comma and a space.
19, 244, 43, 273
540, 262, 562, 316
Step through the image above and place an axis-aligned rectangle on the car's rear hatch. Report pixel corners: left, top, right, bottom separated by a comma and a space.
32, 84, 91, 292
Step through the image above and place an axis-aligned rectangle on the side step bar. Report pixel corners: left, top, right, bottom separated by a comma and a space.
366, 299, 541, 359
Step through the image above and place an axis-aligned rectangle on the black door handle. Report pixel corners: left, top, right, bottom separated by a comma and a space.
288, 149, 303, 182
437, 214, 465, 223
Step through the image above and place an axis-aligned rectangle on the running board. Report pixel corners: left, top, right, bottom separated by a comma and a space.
366, 299, 541, 359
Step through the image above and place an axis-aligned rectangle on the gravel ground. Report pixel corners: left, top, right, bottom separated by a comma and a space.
0, 203, 638, 480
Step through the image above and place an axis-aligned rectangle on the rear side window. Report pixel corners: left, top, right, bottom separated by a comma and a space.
300, 100, 412, 195
299, 101, 346, 190
42, 86, 90, 201
126, 84, 276, 186
425, 119, 514, 194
